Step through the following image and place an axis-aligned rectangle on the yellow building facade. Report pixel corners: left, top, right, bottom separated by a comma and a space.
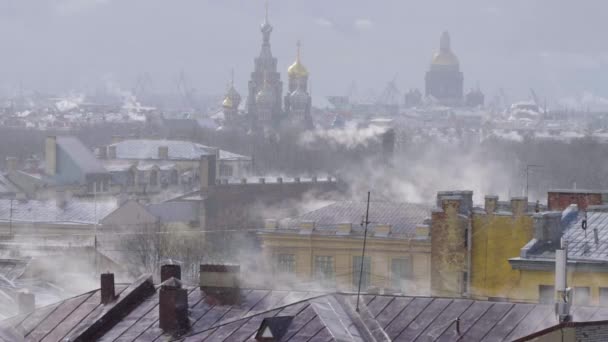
259, 201, 433, 294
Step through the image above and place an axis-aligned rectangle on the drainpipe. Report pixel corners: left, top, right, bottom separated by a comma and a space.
466, 218, 472, 298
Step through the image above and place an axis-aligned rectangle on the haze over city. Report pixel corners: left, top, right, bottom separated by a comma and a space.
0, 2, 608, 341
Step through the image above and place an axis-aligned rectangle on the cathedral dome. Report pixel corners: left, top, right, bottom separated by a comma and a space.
288, 61, 308, 78
431, 31, 459, 67
288, 41, 308, 78
222, 95, 234, 108
431, 51, 459, 66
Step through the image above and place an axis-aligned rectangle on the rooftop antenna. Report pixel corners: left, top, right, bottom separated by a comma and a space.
525, 164, 543, 198
356, 191, 371, 312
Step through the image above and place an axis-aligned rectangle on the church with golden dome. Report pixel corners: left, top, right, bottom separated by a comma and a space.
221, 3, 312, 131
425, 31, 464, 105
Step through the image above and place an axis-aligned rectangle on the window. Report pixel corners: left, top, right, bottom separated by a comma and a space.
600, 288, 608, 306
391, 258, 412, 290
539, 285, 554, 304
170, 170, 179, 185
275, 254, 295, 274
314, 256, 335, 283
219, 164, 233, 177
574, 287, 591, 306
150, 170, 158, 186
352, 256, 371, 291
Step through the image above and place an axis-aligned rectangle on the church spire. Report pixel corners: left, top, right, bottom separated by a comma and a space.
440, 31, 451, 52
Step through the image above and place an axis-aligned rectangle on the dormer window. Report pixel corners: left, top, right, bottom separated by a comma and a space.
255, 316, 293, 341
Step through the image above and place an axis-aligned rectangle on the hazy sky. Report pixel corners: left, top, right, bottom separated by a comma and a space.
0, 0, 607, 106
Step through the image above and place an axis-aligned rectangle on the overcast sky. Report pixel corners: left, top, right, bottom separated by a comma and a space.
0, 0, 607, 107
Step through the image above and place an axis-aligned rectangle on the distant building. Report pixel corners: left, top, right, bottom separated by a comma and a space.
425, 31, 464, 106
246, 6, 284, 130
284, 41, 312, 128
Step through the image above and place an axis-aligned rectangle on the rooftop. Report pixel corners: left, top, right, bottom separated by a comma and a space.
0, 198, 117, 226
277, 200, 431, 238
3, 281, 608, 341
56, 136, 107, 175
108, 139, 250, 161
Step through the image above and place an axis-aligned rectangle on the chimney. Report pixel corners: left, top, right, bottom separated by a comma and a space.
100, 273, 116, 305
311, 176, 317, 183
484, 195, 498, 214
241, 178, 247, 184
111, 135, 123, 144
533, 212, 562, 245
299, 220, 315, 234
17, 291, 35, 314
98, 146, 107, 159
381, 128, 396, 163
200, 264, 240, 305
259, 177, 266, 184
555, 244, 571, 322
264, 219, 278, 230
511, 197, 528, 217
159, 277, 190, 334
158, 146, 169, 159
276, 177, 283, 184
415, 224, 430, 239
45, 136, 57, 176
161, 264, 181, 283
108, 145, 117, 159
294, 177, 300, 183
548, 190, 603, 211
5, 157, 17, 173
336, 223, 352, 235
374, 224, 392, 237
55, 190, 68, 209
199, 154, 216, 189
436, 191, 472, 215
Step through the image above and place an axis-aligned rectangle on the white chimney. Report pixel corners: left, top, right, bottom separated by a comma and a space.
555, 241, 571, 323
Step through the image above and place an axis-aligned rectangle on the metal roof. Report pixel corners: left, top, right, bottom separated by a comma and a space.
108, 139, 250, 161
280, 201, 431, 237
0, 198, 117, 225
56, 136, 106, 175
561, 210, 608, 261
4, 287, 608, 341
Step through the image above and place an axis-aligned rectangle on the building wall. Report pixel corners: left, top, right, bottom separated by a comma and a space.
260, 232, 430, 294
470, 211, 534, 300
506, 269, 608, 305
430, 197, 468, 297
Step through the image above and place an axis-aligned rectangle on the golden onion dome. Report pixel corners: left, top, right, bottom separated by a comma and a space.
222, 95, 233, 108
431, 31, 459, 66
431, 51, 459, 66
288, 40, 309, 78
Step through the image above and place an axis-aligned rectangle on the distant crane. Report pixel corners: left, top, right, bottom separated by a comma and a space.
133, 72, 154, 101
175, 70, 199, 111
376, 74, 400, 106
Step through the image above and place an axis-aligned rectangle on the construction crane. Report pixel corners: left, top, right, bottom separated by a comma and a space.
376, 74, 400, 106
133, 72, 153, 101
529, 88, 540, 108
175, 70, 199, 111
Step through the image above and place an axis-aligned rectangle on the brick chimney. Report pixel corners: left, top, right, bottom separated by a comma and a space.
200, 264, 240, 305
511, 197, 528, 217
199, 154, 216, 189
158, 146, 169, 159
98, 146, 107, 159
100, 273, 116, 304
161, 264, 181, 283
484, 195, 498, 214
45, 136, 57, 176
548, 190, 602, 211
5, 157, 17, 173
108, 145, 117, 159
17, 291, 35, 314
159, 277, 190, 334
